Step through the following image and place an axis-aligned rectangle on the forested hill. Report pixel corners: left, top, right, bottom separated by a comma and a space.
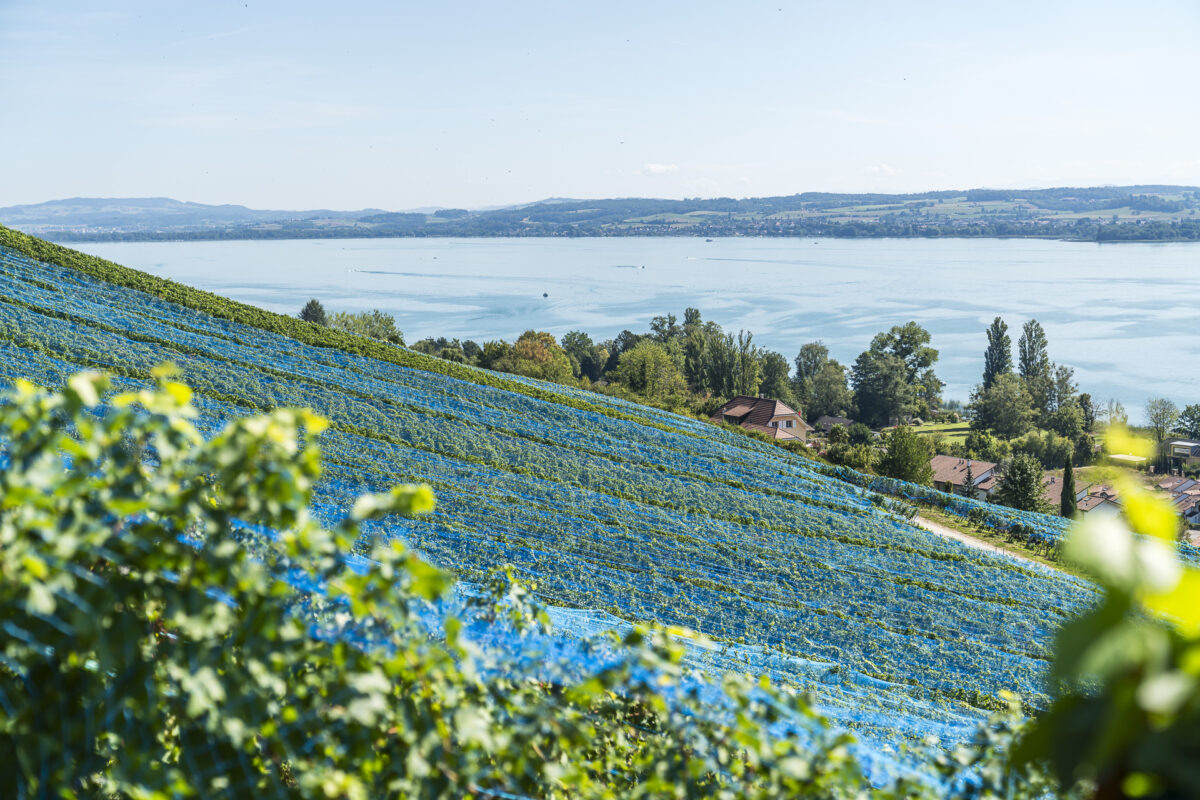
7, 185, 1200, 242
0, 223, 1090, 779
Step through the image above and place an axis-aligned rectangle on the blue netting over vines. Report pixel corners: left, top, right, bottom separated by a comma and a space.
0, 245, 1100, 779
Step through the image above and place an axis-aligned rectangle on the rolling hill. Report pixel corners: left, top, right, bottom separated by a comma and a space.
5, 185, 1200, 242
0, 225, 1095, 779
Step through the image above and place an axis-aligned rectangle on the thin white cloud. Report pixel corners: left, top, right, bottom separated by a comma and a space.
639, 163, 679, 176
862, 163, 898, 176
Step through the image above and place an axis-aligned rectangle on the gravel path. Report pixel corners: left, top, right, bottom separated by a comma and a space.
913, 515, 1043, 568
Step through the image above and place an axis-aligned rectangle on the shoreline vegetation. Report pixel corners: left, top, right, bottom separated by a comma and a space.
8, 184, 1200, 243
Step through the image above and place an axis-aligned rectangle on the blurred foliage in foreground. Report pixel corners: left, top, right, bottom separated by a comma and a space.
0, 370, 911, 798
3, 372, 1197, 798
1010, 429, 1200, 799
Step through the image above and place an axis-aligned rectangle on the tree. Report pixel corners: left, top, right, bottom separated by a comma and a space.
1077, 393, 1096, 433
560, 329, 594, 364
1049, 363, 1077, 412
759, 351, 796, 407
1017, 319, 1049, 381
561, 330, 605, 381
794, 342, 829, 386
1178, 403, 1200, 440
328, 309, 404, 344
682, 326, 709, 392
649, 313, 681, 343
850, 350, 909, 428
1043, 402, 1084, 441
1146, 397, 1181, 444
827, 424, 849, 445
611, 340, 687, 399
807, 361, 854, 421
876, 425, 934, 485
792, 341, 829, 409
970, 373, 1034, 439
870, 321, 938, 383
500, 330, 575, 383
982, 317, 1012, 389
732, 330, 763, 396
855, 323, 941, 421
962, 461, 977, 501
847, 422, 873, 445
298, 298, 328, 326
964, 429, 1010, 463
412, 336, 463, 357
602, 329, 643, 374
826, 442, 875, 471
477, 340, 511, 370
994, 453, 1049, 512
1012, 429, 1075, 470
1102, 398, 1128, 426
1146, 397, 1181, 471
1060, 453, 1078, 518
1017, 320, 1051, 416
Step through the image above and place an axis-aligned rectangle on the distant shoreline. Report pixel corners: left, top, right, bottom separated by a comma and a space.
38, 231, 1200, 244
11, 185, 1199, 244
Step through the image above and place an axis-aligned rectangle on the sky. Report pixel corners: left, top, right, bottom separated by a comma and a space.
2, 0, 1199, 210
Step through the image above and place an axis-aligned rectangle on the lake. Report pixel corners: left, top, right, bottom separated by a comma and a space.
71, 237, 1200, 419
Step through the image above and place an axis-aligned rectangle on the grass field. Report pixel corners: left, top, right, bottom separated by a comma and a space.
914, 421, 970, 446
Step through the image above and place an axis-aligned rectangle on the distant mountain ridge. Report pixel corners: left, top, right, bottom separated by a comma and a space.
0, 197, 386, 234
4, 186, 1199, 242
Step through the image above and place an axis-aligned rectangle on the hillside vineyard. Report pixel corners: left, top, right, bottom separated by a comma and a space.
0, 241, 1095, 777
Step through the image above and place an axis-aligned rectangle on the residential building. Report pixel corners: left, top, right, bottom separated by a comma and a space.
1077, 484, 1123, 518
1165, 439, 1200, 471
1041, 474, 1089, 509
930, 455, 998, 497
1156, 476, 1200, 529
813, 415, 855, 435
710, 395, 809, 441
1078, 493, 1123, 518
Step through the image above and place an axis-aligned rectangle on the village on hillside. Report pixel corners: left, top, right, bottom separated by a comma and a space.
711, 392, 1200, 539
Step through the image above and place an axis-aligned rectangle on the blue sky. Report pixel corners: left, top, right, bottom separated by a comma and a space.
2, 1, 1198, 209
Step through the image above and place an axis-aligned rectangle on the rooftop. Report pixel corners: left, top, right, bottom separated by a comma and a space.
930, 455, 997, 488
710, 395, 807, 431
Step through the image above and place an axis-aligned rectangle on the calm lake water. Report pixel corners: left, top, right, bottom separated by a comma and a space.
73, 237, 1199, 419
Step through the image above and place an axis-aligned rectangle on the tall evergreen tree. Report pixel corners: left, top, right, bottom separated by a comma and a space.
963, 461, 976, 501
1060, 453, 1078, 518
1017, 320, 1052, 415
995, 453, 1049, 512
1179, 404, 1200, 440
1017, 319, 1049, 379
981, 317, 1012, 389
298, 298, 328, 326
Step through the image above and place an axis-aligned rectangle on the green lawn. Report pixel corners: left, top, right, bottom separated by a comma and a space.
914, 422, 970, 446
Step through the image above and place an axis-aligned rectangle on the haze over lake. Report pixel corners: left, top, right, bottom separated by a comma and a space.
73, 237, 1199, 419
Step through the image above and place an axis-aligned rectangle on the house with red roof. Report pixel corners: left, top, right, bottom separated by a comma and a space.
930, 455, 998, 497
709, 395, 809, 441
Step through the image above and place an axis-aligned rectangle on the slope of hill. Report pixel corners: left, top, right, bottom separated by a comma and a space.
0, 196, 382, 235
0, 225, 1095, 776
8, 185, 1200, 241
